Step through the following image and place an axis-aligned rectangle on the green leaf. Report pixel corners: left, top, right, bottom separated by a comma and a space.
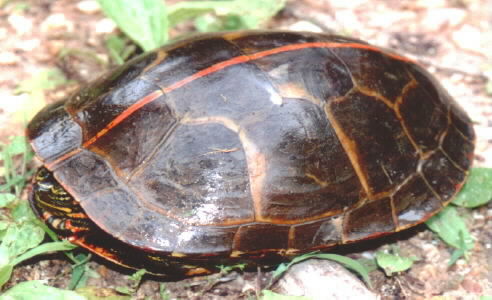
168, 0, 286, 31
0, 241, 76, 289
233, 0, 286, 28
448, 246, 466, 266
159, 283, 171, 300
105, 35, 127, 65
0, 221, 9, 233
98, 0, 169, 51
1, 280, 86, 300
0, 246, 13, 288
105, 35, 136, 65
356, 257, 378, 273
272, 252, 371, 288
115, 269, 147, 295
1, 222, 44, 259
0, 136, 34, 196
0, 191, 77, 288
68, 253, 92, 290
426, 206, 474, 261
12, 241, 77, 266
0, 194, 16, 208
5, 136, 30, 157
375, 251, 417, 276
129, 268, 147, 282
12, 200, 37, 223
261, 290, 311, 300
217, 262, 247, 273
452, 168, 492, 208
168, 4, 214, 28
195, 14, 244, 32
0, 263, 14, 289
0, 176, 27, 193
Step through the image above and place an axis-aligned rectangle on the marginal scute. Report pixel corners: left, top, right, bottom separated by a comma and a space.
233, 224, 290, 251
26, 101, 82, 165
441, 125, 474, 171
172, 226, 236, 254
450, 112, 475, 142
392, 175, 442, 227
421, 150, 465, 204
290, 216, 342, 249
343, 197, 395, 241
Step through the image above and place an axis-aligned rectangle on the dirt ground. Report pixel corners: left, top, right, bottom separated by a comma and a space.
1, 0, 491, 299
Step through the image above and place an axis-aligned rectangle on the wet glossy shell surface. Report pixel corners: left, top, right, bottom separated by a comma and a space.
27, 31, 475, 260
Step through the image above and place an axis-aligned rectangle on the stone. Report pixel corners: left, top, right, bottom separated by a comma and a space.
271, 259, 377, 300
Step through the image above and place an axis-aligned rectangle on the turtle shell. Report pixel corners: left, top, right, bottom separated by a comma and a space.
27, 30, 475, 276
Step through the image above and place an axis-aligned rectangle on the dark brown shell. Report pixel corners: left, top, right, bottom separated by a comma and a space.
27, 31, 475, 261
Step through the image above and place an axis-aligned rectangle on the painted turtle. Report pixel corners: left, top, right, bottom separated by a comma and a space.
27, 31, 475, 277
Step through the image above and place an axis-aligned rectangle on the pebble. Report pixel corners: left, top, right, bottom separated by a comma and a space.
0, 92, 31, 114
0, 27, 7, 40
452, 25, 482, 53
421, 243, 441, 263
95, 18, 117, 34
14, 38, 40, 52
40, 13, 74, 33
271, 259, 377, 300
0, 52, 20, 65
7, 14, 33, 35
76, 0, 101, 14
461, 277, 483, 294
335, 10, 363, 32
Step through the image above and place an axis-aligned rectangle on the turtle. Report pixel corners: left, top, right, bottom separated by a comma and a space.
27, 30, 475, 277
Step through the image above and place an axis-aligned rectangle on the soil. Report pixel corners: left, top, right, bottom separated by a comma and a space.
1, 0, 491, 299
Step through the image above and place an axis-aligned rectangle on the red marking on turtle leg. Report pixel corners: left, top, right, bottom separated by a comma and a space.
68, 235, 120, 262
64, 219, 90, 233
